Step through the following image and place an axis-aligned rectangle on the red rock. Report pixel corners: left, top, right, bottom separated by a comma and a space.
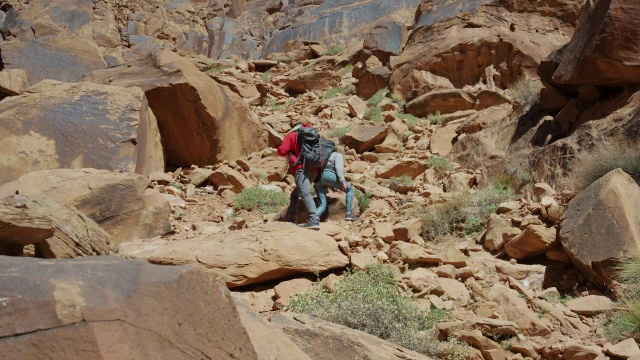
342, 126, 388, 153
552, 0, 640, 86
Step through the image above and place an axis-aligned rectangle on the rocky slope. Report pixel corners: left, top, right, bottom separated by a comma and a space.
1, 0, 640, 359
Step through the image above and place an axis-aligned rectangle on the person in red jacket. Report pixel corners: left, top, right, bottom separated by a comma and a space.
277, 123, 320, 230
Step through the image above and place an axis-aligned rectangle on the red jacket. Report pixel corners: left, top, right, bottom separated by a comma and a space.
277, 125, 318, 175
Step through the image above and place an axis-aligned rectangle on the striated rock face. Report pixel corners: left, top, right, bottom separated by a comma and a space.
0, 195, 117, 258
560, 169, 640, 288
8, 169, 171, 243
551, 0, 640, 86
120, 223, 349, 288
390, 0, 576, 100
0, 81, 164, 185
90, 49, 268, 168
262, 0, 421, 56
0, 256, 258, 360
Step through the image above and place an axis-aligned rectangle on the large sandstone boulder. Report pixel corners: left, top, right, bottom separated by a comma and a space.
504, 224, 557, 259
0, 256, 258, 359
364, 20, 408, 65
267, 312, 430, 360
7, 169, 171, 243
0, 69, 29, 97
90, 49, 268, 167
390, 0, 575, 97
0, 195, 117, 258
342, 126, 388, 153
552, 0, 640, 86
120, 223, 349, 288
0, 80, 164, 185
560, 169, 640, 288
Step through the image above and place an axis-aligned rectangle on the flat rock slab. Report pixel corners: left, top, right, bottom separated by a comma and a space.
0, 256, 257, 359
120, 223, 349, 288
566, 295, 615, 316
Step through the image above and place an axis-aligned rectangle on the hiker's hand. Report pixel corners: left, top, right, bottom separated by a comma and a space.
342, 183, 347, 191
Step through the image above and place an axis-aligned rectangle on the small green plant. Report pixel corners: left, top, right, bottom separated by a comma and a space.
420, 184, 514, 241
265, 98, 283, 112
234, 187, 288, 213
289, 265, 446, 356
391, 92, 405, 104
323, 85, 356, 99
491, 174, 516, 193
260, 71, 272, 82
396, 113, 422, 128
570, 140, 640, 190
538, 308, 550, 319
324, 45, 345, 56
387, 175, 413, 191
426, 157, 454, 176
519, 171, 532, 185
287, 98, 297, 105
170, 182, 184, 190
509, 76, 542, 110
501, 337, 515, 352
207, 64, 232, 74
558, 294, 576, 306
366, 88, 389, 106
354, 189, 371, 214
427, 112, 445, 125
337, 64, 354, 75
328, 126, 352, 139
364, 106, 383, 123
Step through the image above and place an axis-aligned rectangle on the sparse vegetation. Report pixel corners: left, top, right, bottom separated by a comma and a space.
420, 183, 515, 241
234, 187, 288, 214
323, 85, 356, 99
538, 308, 550, 319
606, 254, 640, 340
519, 171, 532, 185
509, 76, 542, 110
364, 106, 383, 123
367, 88, 390, 106
570, 140, 640, 190
328, 126, 352, 139
289, 265, 446, 357
260, 71, 272, 82
391, 92, 405, 104
396, 113, 422, 128
265, 98, 283, 112
170, 182, 184, 190
387, 175, 413, 192
337, 64, 354, 75
426, 157, 454, 176
355, 189, 371, 214
207, 64, 232, 74
427, 112, 445, 125
324, 45, 345, 56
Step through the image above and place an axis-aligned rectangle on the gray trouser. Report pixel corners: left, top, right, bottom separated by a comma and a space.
286, 168, 318, 223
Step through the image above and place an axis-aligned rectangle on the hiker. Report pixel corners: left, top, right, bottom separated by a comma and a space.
315, 150, 358, 222
277, 123, 321, 230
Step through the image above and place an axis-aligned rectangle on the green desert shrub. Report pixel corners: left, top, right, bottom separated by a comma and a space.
234, 187, 288, 213
323, 85, 356, 99
420, 183, 515, 241
426, 157, 454, 176
396, 113, 422, 128
289, 265, 446, 356
364, 106, 383, 123
570, 140, 640, 190
328, 126, 352, 139
354, 189, 371, 214
260, 71, 272, 82
366, 88, 389, 106
427, 112, 445, 125
324, 45, 345, 56
387, 175, 413, 192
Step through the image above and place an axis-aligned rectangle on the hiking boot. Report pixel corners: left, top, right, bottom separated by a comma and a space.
345, 214, 359, 222
298, 221, 320, 230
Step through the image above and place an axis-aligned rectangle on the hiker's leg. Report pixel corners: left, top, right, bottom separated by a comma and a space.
345, 183, 355, 215
296, 169, 318, 223
316, 182, 328, 217
285, 185, 300, 222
